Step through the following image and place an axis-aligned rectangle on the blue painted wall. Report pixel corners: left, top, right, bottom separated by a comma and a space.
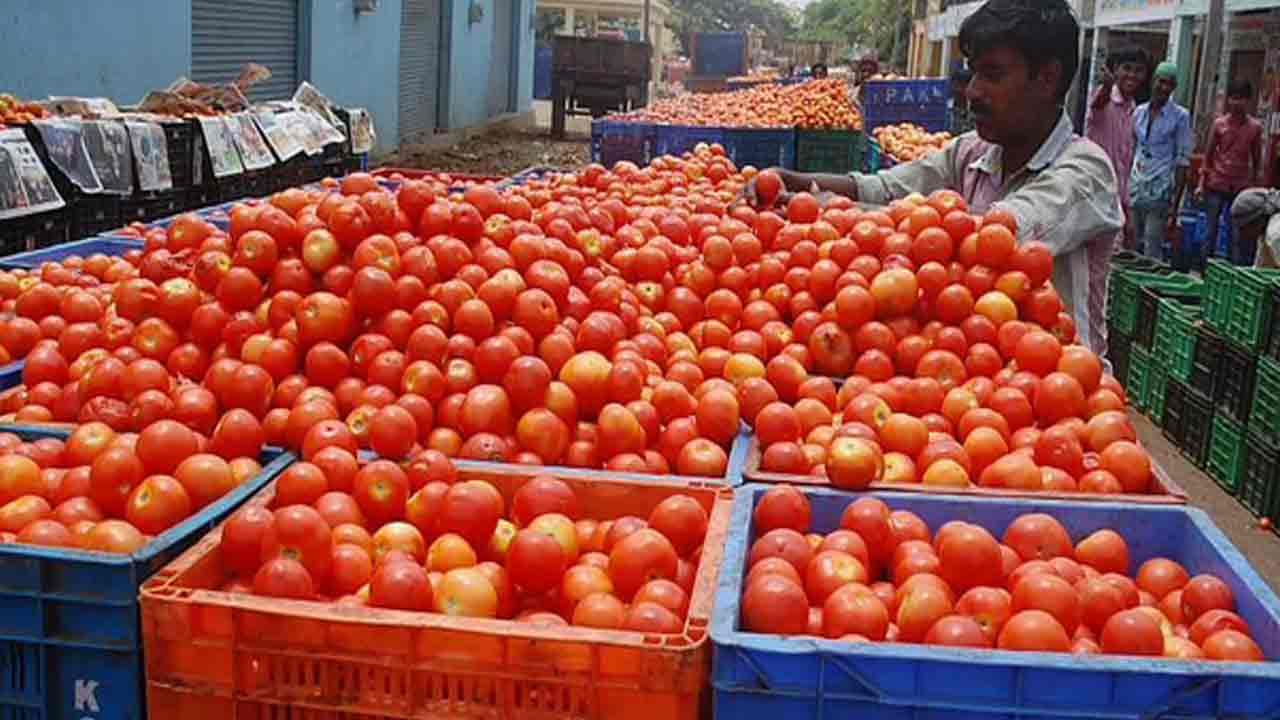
0, 0, 190, 104
307, 0, 402, 152
515, 0, 535, 113
445, 0, 535, 129
2, 0, 530, 151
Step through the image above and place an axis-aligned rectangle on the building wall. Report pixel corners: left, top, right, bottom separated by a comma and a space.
0, 0, 190, 104
446, 0, 535, 129
2, 0, 531, 150
307, 0, 403, 152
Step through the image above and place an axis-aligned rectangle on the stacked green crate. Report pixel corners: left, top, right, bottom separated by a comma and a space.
1148, 366, 1169, 425
1127, 344, 1151, 412
1202, 260, 1235, 332
1153, 299, 1198, 383
1250, 357, 1280, 435
1209, 412, 1246, 494
1224, 269, 1280, 351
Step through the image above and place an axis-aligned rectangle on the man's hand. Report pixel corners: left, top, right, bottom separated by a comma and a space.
742, 168, 808, 209
1091, 68, 1114, 111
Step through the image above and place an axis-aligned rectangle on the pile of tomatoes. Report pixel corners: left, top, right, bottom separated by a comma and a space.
745, 170, 1154, 495
741, 485, 1265, 661
615, 79, 863, 130
222, 467, 707, 629
0, 418, 265, 552
873, 123, 953, 163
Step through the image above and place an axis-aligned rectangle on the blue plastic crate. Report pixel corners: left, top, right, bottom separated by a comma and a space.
654, 125, 729, 158
722, 128, 796, 170
0, 423, 293, 720
692, 32, 748, 77
654, 125, 796, 169
591, 120, 657, 167
0, 237, 144, 269
0, 362, 23, 390
712, 484, 1280, 719
495, 165, 559, 190
534, 46, 553, 100
863, 79, 951, 133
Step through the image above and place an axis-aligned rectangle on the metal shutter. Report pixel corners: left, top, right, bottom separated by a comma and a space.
192, 0, 300, 102
399, 0, 441, 143
487, 0, 514, 117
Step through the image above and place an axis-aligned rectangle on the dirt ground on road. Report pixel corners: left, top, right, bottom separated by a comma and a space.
1132, 412, 1280, 596
381, 128, 589, 177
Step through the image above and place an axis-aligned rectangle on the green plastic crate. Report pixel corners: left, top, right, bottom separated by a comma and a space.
1107, 270, 1200, 338
796, 130, 865, 173
1203, 260, 1235, 333
1251, 356, 1280, 435
1225, 269, 1280, 351
1127, 343, 1151, 411
1148, 366, 1168, 425
1209, 412, 1246, 494
1153, 299, 1199, 382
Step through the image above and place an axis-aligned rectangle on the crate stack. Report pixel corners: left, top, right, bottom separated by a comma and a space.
1110, 253, 1280, 525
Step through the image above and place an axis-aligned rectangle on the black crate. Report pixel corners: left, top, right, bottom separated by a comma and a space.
213, 176, 250, 203
1240, 430, 1280, 521
1135, 287, 1160, 349
145, 192, 183, 222
321, 158, 345, 180
119, 196, 150, 226
1215, 337, 1258, 422
1162, 377, 1187, 443
342, 154, 366, 174
70, 193, 122, 237
1181, 387, 1215, 468
334, 108, 355, 157
183, 184, 216, 212
0, 209, 69, 255
1107, 328, 1132, 388
161, 120, 195, 189
1267, 285, 1280, 364
243, 171, 272, 199
1190, 325, 1225, 398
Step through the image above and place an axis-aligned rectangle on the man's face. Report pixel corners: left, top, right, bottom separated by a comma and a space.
1115, 61, 1147, 97
1227, 94, 1250, 115
966, 46, 1060, 146
1152, 75, 1176, 103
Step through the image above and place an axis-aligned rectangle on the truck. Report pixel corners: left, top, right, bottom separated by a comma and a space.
550, 35, 651, 139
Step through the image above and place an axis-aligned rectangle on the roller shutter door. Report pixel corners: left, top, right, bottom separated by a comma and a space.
399, 0, 441, 143
192, 0, 300, 102
487, 0, 514, 117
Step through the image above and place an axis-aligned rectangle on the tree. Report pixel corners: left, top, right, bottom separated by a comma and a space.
798, 0, 909, 64
668, 0, 798, 49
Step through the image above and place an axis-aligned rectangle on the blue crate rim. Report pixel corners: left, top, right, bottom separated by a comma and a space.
0, 236, 145, 268
712, 483, 1280, 679
0, 422, 295, 568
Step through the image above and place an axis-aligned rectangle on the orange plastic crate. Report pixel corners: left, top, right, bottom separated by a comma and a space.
141, 464, 732, 720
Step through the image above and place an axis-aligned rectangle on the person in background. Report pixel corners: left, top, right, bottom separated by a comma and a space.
811, 63, 829, 79
1129, 62, 1193, 261
747, 0, 1122, 355
857, 56, 880, 84
1230, 188, 1280, 267
1086, 45, 1149, 250
1198, 81, 1265, 265
949, 66, 976, 135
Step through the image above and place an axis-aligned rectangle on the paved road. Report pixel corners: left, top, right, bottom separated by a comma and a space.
1133, 411, 1280, 597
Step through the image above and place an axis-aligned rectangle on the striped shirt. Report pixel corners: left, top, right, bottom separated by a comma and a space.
850, 111, 1124, 357
1086, 84, 1137, 209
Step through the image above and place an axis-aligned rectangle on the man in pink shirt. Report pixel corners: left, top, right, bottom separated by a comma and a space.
748, 0, 1122, 356
1198, 81, 1264, 265
1086, 46, 1149, 249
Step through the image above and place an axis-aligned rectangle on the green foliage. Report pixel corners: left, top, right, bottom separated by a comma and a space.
798, 0, 907, 60
668, 0, 797, 48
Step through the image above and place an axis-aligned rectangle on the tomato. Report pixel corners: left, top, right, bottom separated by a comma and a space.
742, 574, 809, 634
369, 558, 433, 610
124, 475, 192, 535
268, 505, 332, 586
221, 505, 276, 576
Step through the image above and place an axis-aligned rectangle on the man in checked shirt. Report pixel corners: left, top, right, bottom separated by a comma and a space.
749, 0, 1123, 357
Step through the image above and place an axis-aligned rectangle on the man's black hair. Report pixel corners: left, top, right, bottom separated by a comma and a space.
1108, 44, 1150, 71
958, 0, 1080, 101
1228, 81, 1254, 99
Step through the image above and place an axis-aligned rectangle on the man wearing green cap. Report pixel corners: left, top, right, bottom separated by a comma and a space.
1129, 61, 1193, 260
